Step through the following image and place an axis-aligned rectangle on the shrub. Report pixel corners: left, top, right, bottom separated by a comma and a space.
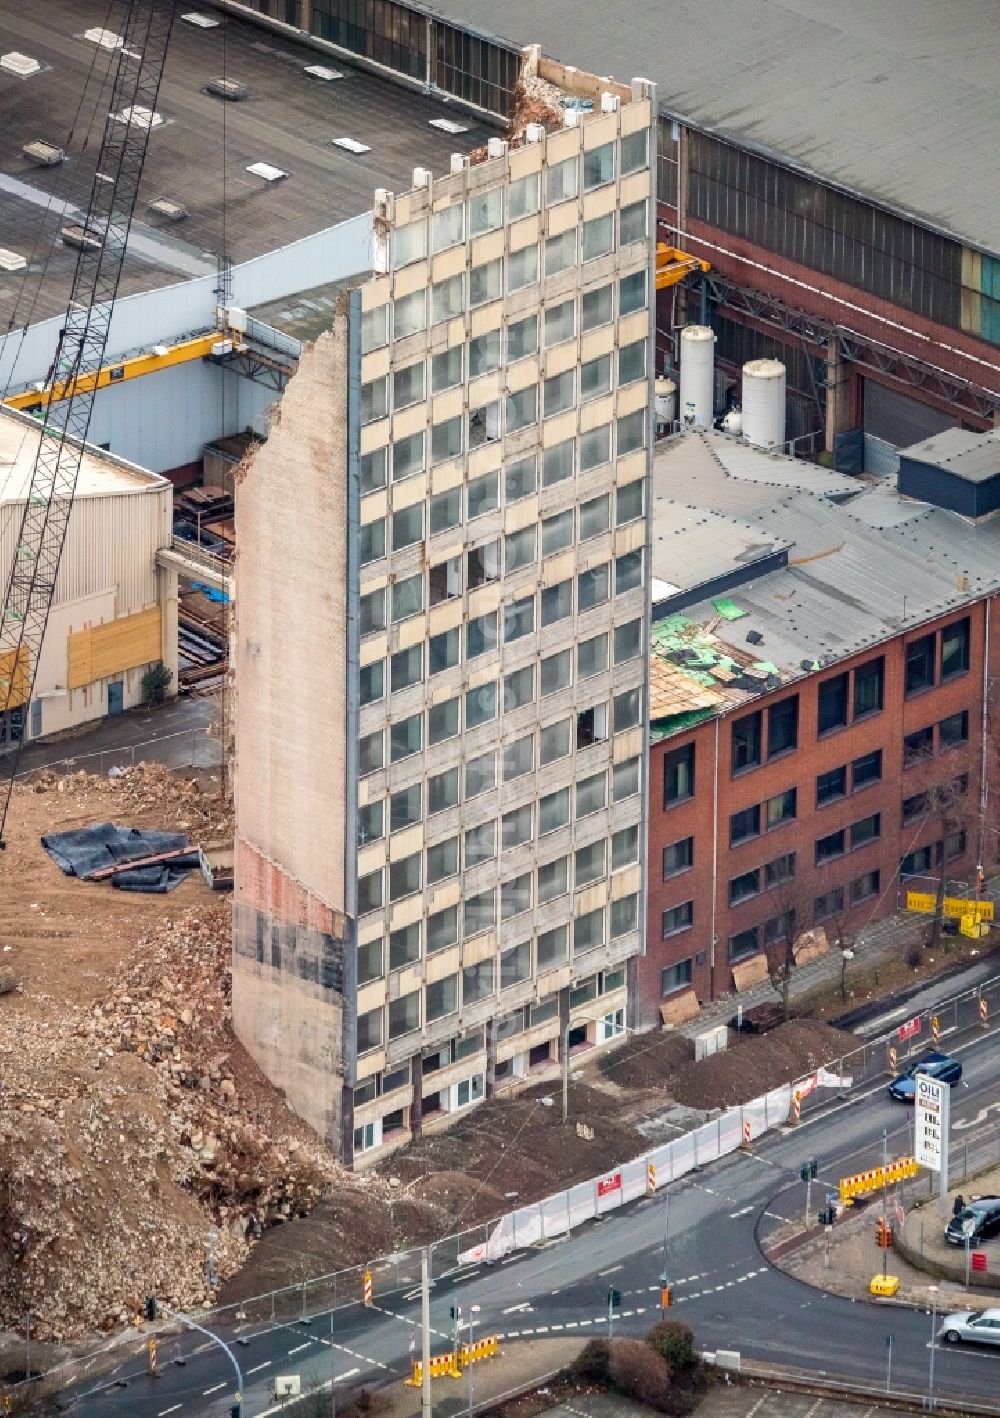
905, 941, 922, 971
608, 1338, 674, 1412
646, 1319, 697, 1372
141, 660, 173, 706
570, 1338, 611, 1383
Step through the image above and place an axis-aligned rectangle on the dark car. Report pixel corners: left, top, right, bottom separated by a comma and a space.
887, 1051, 963, 1101
945, 1197, 1000, 1247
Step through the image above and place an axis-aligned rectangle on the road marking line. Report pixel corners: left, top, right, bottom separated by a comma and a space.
248, 1360, 273, 1374
729, 1205, 754, 1218
746, 1397, 767, 1418
507, 1331, 520, 1339
598, 1265, 623, 1276
565, 1321, 578, 1329
158, 1407, 182, 1417
288, 1342, 312, 1355
579, 1319, 592, 1326
536, 1326, 549, 1333
550, 1324, 564, 1331
203, 1384, 226, 1396
503, 1302, 532, 1314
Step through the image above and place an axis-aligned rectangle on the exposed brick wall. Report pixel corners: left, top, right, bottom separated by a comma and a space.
640, 598, 996, 1026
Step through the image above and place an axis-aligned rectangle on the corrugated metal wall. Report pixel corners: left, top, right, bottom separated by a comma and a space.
0, 483, 170, 618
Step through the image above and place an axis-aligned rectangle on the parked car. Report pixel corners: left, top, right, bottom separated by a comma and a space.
945, 1197, 1000, 1247
938, 1307, 1000, 1345
887, 1051, 963, 1101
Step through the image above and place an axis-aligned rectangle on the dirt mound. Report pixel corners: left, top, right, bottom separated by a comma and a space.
597, 1032, 695, 1092
668, 1020, 855, 1111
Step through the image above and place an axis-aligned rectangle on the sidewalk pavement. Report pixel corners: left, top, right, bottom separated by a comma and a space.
676, 879, 1000, 1039
12, 693, 219, 776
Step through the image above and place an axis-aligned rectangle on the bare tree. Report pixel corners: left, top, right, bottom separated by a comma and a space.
761, 858, 815, 1020
909, 743, 979, 952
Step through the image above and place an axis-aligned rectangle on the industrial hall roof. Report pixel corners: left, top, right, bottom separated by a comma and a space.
421, 0, 1000, 254
899, 428, 1000, 484
647, 430, 1000, 740
0, 0, 492, 327
0, 406, 165, 504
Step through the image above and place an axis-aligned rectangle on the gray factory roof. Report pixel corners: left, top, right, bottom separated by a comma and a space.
0, 0, 492, 327
422, 0, 1000, 253
649, 431, 1000, 737
900, 428, 1000, 483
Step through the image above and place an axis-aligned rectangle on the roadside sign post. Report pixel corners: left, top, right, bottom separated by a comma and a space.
885, 1334, 892, 1394
914, 1074, 951, 1220
607, 1287, 621, 1342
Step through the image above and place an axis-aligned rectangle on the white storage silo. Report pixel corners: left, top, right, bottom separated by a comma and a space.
654, 376, 676, 434
679, 325, 715, 428
742, 358, 786, 449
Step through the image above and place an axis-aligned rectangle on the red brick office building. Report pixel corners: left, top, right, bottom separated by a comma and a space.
638, 428, 1000, 1027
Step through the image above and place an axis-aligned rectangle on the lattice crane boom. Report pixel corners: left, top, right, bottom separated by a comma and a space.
0, 0, 178, 846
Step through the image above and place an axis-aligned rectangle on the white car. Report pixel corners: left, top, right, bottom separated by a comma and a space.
939, 1308, 1000, 1346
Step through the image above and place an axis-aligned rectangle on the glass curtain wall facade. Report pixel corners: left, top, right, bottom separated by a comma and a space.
348, 89, 654, 1161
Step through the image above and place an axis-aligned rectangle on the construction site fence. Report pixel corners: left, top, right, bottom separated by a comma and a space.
15, 726, 223, 781
195, 969, 1000, 1332
17, 971, 1000, 1398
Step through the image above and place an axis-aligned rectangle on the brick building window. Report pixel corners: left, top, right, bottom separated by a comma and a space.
941, 618, 970, 680
853, 656, 884, 719
904, 726, 934, 765
817, 673, 849, 734
902, 845, 934, 876
662, 901, 693, 937
905, 634, 936, 696
661, 959, 693, 995
939, 709, 969, 748
663, 836, 693, 877
730, 803, 761, 845
728, 927, 758, 961
851, 870, 880, 903
814, 886, 844, 922
664, 742, 695, 806
767, 695, 798, 757
816, 765, 847, 805
766, 788, 797, 829
943, 828, 967, 860
765, 852, 795, 887
816, 829, 846, 864
902, 790, 928, 824
729, 868, 761, 905
852, 749, 882, 790
850, 813, 881, 849
731, 710, 762, 773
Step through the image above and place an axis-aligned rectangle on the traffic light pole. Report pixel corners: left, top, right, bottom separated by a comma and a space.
157, 1306, 244, 1417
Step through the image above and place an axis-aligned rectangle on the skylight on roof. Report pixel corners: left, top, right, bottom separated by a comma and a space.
112, 105, 163, 130
84, 28, 123, 50
429, 118, 469, 135
0, 248, 28, 273
1, 51, 41, 77
333, 138, 371, 155
182, 11, 220, 26
304, 65, 342, 81
247, 162, 287, 182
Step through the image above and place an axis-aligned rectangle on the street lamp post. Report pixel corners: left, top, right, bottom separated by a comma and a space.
158, 1306, 244, 1417
927, 1285, 939, 1410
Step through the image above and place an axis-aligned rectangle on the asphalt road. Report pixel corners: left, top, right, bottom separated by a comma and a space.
65, 1027, 1000, 1418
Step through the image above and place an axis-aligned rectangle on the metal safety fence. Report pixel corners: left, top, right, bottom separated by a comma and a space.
199, 969, 1000, 1332
15, 726, 222, 781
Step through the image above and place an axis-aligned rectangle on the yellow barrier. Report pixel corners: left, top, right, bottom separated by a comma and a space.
459, 1336, 499, 1366
870, 1275, 900, 1297
405, 1352, 462, 1385
839, 1156, 919, 1204
906, 891, 994, 921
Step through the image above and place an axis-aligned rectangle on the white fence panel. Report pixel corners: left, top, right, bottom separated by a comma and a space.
540, 1192, 570, 1239
718, 1109, 744, 1155
569, 1179, 596, 1229
511, 1205, 544, 1250
621, 1159, 648, 1203
694, 1120, 721, 1166
668, 1130, 697, 1180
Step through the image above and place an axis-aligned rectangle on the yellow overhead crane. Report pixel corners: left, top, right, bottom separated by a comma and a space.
3, 332, 223, 412
656, 241, 710, 290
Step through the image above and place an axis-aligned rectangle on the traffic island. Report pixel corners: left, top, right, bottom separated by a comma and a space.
763, 1170, 1000, 1313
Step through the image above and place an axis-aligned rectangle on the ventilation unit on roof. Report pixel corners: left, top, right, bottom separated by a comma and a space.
304, 64, 342, 81
246, 162, 287, 182
0, 248, 28, 273
487, 137, 507, 159
181, 11, 220, 26
1, 51, 41, 76
412, 167, 432, 190
333, 137, 371, 154
429, 117, 469, 135
84, 28, 124, 50
113, 105, 163, 130
525, 123, 545, 144
207, 76, 248, 100
22, 140, 64, 167
147, 197, 188, 222
450, 153, 469, 175
746, 629, 764, 645
600, 92, 620, 113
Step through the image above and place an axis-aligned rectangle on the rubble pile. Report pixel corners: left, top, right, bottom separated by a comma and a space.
0, 897, 340, 1340
29, 763, 233, 840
